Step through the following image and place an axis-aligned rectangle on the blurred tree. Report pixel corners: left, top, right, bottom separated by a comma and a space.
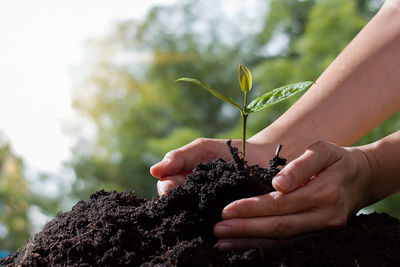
71, 0, 268, 199
249, 0, 368, 136
70, 0, 398, 216
0, 135, 65, 251
0, 140, 30, 251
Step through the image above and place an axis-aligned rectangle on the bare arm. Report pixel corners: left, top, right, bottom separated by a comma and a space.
361, 130, 400, 203
250, 1, 400, 161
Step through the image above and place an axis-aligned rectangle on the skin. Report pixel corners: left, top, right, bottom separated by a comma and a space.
150, 1, 400, 250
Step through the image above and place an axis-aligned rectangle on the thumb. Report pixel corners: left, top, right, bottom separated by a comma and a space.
150, 138, 229, 179
272, 141, 343, 193
150, 154, 185, 179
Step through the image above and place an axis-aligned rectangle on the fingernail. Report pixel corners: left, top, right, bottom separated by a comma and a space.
217, 241, 233, 251
272, 173, 292, 191
153, 158, 170, 168
151, 159, 169, 177
222, 209, 237, 219
214, 225, 231, 236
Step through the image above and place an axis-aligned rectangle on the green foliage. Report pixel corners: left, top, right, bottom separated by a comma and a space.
247, 81, 313, 113
368, 193, 400, 218
0, 137, 65, 251
292, 0, 367, 81
175, 78, 242, 111
0, 141, 30, 251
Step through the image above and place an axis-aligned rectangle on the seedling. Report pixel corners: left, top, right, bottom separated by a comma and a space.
176, 64, 313, 159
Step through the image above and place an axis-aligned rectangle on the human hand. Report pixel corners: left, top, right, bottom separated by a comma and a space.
150, 138, 270, 196
214, 141, 375, 251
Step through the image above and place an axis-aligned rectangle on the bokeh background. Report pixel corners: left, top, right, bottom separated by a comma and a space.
1, 0, 399, 252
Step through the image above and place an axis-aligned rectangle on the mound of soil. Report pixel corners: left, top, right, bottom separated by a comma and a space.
2, 141, 400, 266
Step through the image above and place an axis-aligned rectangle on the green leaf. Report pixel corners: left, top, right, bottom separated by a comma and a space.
247, 81, 313, 113
238, 64, 252, 93
176, 77, 243, 112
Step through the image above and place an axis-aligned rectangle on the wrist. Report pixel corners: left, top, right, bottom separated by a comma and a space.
352, 143, 381, 206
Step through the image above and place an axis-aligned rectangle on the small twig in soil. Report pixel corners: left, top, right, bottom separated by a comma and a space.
275, 144, 282, 158
226, 140, 241, 162
226, 140, 247, 171
269, 144, 286, 168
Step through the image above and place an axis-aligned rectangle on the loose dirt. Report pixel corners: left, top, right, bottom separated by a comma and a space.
2, 141, 399, 266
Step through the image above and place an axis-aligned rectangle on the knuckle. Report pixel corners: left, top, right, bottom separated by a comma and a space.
309, 141, 334, 158
168, 138, 213, 159
269, 193, 287, 215
165, 149, 180, 159
247, 196, 261, 207
164, 151, 175, 159
192, 137, 209, 146
309, 140, 328, 151
237, 197, 263, 216
271, 217, 287, 237
192, 138, 217, 155
314, 140, 332, 150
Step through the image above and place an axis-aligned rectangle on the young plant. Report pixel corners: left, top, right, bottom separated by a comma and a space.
176, 64, 313, 159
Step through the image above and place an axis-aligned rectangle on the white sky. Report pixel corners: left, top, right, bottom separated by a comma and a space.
0, 0, 176, 173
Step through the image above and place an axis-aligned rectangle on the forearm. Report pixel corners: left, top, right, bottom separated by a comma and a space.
359, 130, 400, 203
249, 1, 400, 161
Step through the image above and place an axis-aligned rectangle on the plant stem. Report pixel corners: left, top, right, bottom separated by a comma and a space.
241, 112, 248, 159
242, 91, 248, 159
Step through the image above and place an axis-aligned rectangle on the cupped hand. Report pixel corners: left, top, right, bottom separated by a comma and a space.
214, 141, 375, 251
150, 138, 270, 196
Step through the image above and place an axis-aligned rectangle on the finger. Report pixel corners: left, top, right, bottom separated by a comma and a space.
157, 175, 186, 196
222, 190, 312, 219
223, 168, 335, 219
217, 237, 301, 251
215, 210, 326, 239
216, 238, 286, 251
150, 138, 230, 179
272, 141, 343, 193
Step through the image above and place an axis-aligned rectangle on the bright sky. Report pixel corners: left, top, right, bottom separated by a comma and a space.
0, 0, 176, 173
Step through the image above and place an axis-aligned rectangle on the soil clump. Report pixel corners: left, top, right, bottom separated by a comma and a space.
2, 141, 400, 266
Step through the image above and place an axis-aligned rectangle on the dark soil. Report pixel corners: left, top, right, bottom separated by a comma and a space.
2, 141, 400, 266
